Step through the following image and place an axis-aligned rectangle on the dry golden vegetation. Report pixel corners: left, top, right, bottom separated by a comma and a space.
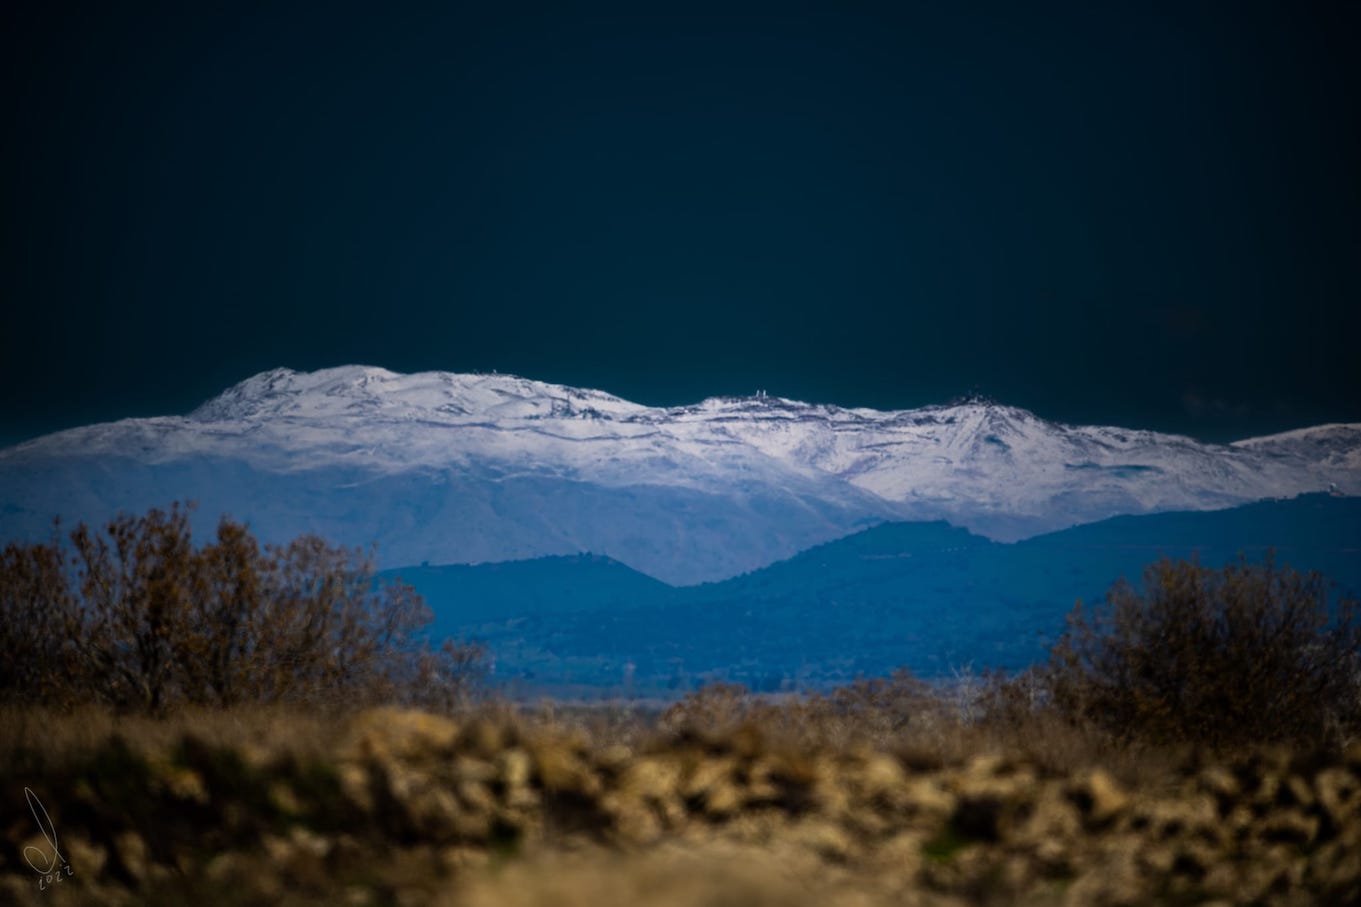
2, 695, 1361, 906
3, 507, 1361, 904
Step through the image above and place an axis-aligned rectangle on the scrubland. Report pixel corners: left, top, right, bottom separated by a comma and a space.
4, 509, 1359, 904
3, 687, 1360, 907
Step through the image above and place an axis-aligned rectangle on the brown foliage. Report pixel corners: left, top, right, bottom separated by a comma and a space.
657, 671, 953, 753
0, 504, 485, 713
658, 682, 753, 735
1046, 555, 1361, 749
0, 533, 76, 704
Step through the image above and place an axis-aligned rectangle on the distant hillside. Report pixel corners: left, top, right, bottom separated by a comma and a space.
1010, 493, 1361, 615
395, 494, 1361, 697
687, 520, 990, 601
381, 553, 676, 624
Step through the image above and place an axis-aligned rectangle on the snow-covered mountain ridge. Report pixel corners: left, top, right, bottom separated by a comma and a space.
1, 365, 1356, 584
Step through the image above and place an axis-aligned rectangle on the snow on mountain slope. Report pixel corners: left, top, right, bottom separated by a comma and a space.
694, 397, 1359, 536
0, 366, 1355, 582
1232, 424, 1361, 475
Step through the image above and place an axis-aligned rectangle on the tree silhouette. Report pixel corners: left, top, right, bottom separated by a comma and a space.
0, 504, 484, 713
1046, 555, 1361, 748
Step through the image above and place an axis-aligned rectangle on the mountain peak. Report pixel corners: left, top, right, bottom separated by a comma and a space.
192, 366, 1071, 429
190, 365, 649, 424
918, 396, 1043, 432
946, 387, 998, 407
189, 365, 399, 421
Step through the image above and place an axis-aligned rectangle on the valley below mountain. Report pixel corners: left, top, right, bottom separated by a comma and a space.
392, 494, 1361, 696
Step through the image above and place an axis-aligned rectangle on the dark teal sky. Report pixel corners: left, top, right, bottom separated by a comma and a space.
3, 1, 1358, 446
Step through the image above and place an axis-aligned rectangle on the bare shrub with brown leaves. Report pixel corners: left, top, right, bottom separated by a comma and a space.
0, 504, 485, 714
0, 534, 76, 704
1046, 555, 1361, 750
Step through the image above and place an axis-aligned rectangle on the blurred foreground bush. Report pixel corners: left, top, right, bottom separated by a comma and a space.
1046, 556, 1361, 749
0, 504, 484, 713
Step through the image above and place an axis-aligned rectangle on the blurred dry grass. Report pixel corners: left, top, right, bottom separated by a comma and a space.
1, 678, 1178, 790
0, 703, 347, 774
457, 841, 950, 907
5, 683, 1357, 906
